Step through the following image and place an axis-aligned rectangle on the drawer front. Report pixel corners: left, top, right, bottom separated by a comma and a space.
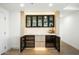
35, 41, 45, 47
25, 35, 35, 48
35, 35, 45, 41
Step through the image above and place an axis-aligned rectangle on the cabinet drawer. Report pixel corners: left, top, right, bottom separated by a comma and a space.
35, 35, 45, 41
35, 41, 45, 47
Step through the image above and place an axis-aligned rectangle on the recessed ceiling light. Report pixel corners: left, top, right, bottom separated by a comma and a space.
20, 4, 24, 7
49, 3, 53, 7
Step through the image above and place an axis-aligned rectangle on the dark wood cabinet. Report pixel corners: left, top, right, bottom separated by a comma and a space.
20, 36, 26, 52
45, 35, 60, 52
25, 35, 35, 48
20, 35, 60, 52
45, 35, 56, 48
20, 35, 35, 52
55, 36, 60, 52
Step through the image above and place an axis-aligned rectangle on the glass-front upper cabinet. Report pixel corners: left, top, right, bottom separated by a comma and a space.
43, 16, 48, 27
26, 16, 31, 27
38, 16, 43, 27
26, 15, 54, 27
48, 16, 54, 27
32, 16, 37, 27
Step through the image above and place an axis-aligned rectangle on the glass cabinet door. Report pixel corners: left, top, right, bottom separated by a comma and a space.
38, 16, 42, 27
26, 16, 31, 27
32, 16, 37, 27
26, 15, 54, 27
49, 16, 53, 27
43, 16, 48, 27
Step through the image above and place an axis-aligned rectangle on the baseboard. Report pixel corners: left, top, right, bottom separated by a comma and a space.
61, 40, 79, 51
0, 48, 10, 55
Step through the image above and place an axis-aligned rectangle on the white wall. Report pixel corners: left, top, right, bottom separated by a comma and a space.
9, 12, 20, 49
60, 12, 79, 50
0, 7, 10, 54
0, 7, 21, 52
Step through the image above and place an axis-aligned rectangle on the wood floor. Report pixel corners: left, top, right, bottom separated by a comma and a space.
61, 41, 79, 55
2, 41, 79, 55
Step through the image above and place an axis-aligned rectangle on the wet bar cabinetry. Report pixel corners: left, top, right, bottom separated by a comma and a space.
26, 15, 55, 27
20, 35, 60, 52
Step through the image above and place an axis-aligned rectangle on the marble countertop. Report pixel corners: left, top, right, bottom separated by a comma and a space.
24, 33, 59, 36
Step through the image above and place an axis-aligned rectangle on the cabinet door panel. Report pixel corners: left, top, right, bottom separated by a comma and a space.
37, 16, 43, 27
48, 16, 54, 27
26, 16, 31, 27
43, 16, 48, 27
32, 16, 37, 27
45, 35, 55, 48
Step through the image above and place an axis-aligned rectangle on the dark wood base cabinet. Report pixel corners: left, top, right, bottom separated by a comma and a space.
20, 35, 35, 52
25, 35, 35, 48
45, 35, 60, 52
20, 36, 26, 52
20, 35, 60, 52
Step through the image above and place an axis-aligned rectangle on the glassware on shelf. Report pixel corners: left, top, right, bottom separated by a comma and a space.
43, 16, 48, 27
32, 16, 37, 26
38, 16, 42, 27
27, 16, 31, 27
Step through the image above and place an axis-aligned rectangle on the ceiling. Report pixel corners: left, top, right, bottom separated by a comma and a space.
0, 3, 79, 17
0, 3, 79, 12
